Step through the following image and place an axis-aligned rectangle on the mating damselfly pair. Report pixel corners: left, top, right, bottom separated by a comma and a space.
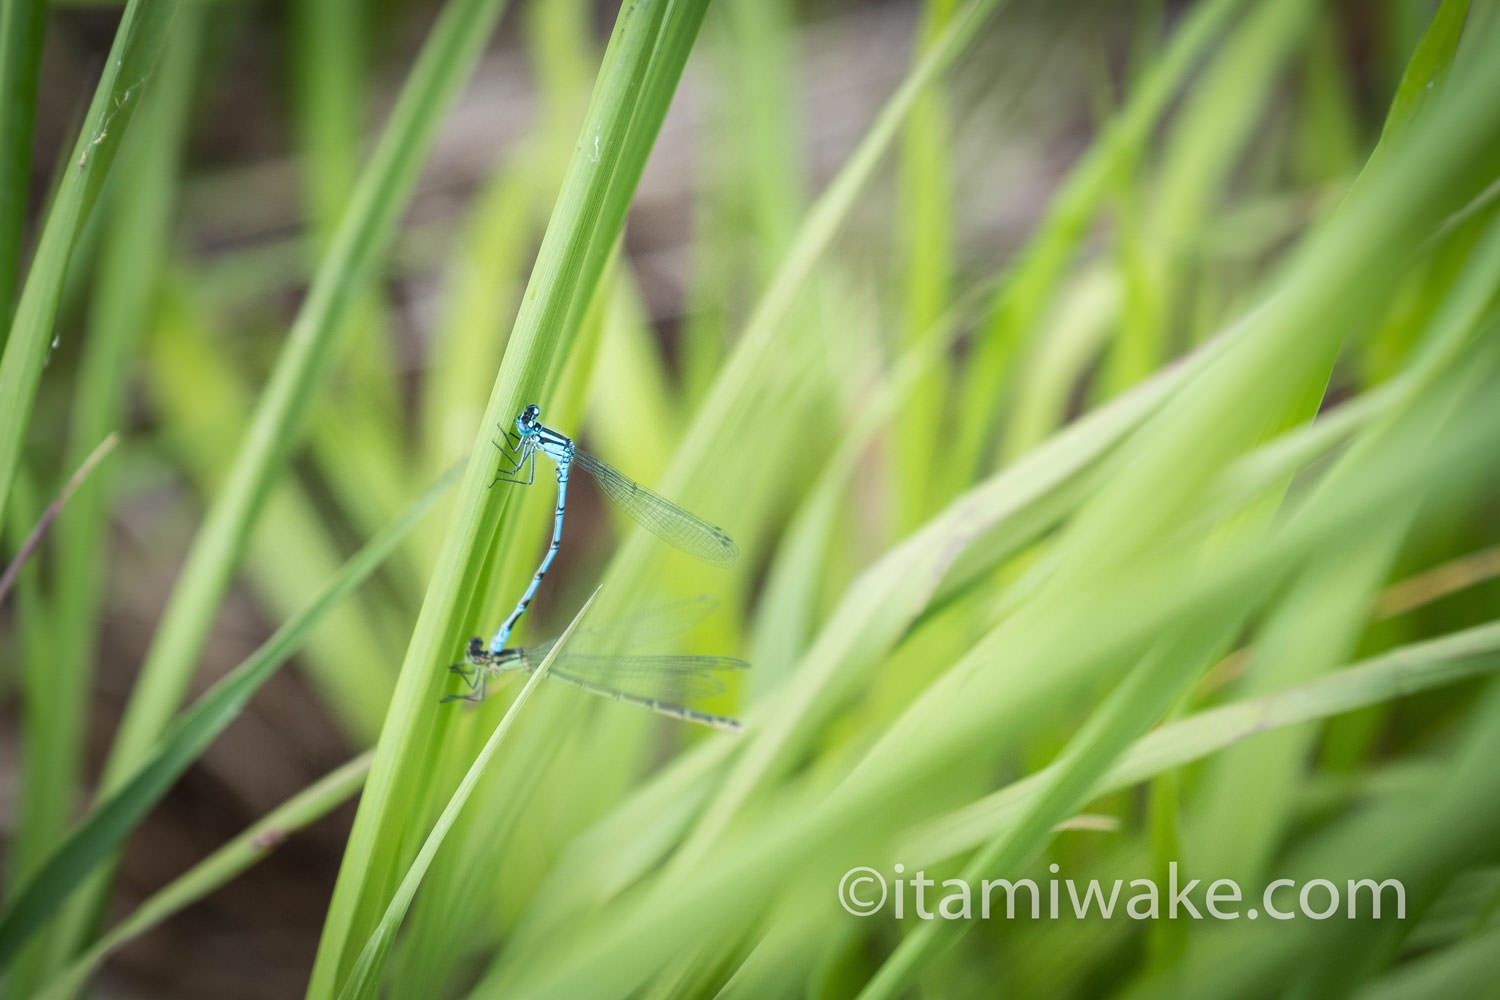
446, 404, 744, 732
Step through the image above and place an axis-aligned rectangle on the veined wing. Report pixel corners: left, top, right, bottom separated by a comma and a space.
567, 595, 722, 652
574, 450, 739, 566
528, 651, 747, 702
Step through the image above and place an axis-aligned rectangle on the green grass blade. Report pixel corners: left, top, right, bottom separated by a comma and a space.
417, 161, 537, 495
1159, 665, 1500, 1000
96, 0, 514, 792
1377, 0, 1470, 151
305, 3, 707, 995
1039, 19, 1500, 612
1150, 0, 1313, 278
999, 266, 1121, 457
6, 2, 1495, 994
34, 753, 374, 1000
550, 1, 711, 364
1, 429, 120, 1000
554, 0, 1016, 826
502, 373, 1499, 1000
682, 0, 804, 405
333, 589, 598, 1000
673, 332, 1221, 872
1358, 928, 1500, 1000
48, 0, 518, 959
859, 359, 1499, 994
7, 16, 203, 988
291, 0, 365, 250
291, 0, 409, 551
495, 331, 1222, 968
0, 0, 176, 528
947, 0, 1245, 485
0, 465, 456, 970
904, 618, 1500, 863
748, 278, 989, 689
145, 278, 402, 740
634, 0, 1008, 536
0, 0, 48, 324
859, 617, 1247, 1000
891, 0, 955, 530
584, 276, 678, 485
1192, 204, 1500, 885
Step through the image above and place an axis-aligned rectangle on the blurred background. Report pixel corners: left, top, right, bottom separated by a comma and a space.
3, 1, 1495, 997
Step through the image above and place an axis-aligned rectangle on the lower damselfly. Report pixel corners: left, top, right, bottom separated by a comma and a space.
445, 638, 746, 733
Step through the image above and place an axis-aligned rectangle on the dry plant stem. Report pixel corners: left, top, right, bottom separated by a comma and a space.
0, 433, 118, 607
1200, 541, 1500, 694
1375, 543, 1500, 617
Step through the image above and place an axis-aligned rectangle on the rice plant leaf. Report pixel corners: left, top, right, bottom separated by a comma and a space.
1377, 0, 1469, 151
611, 0, 1012, 572
33, 753, 373, 1000
305, 2, 707, 994
333, 589, 599, 1000
891, 0, 956, 529
501, 327, 1226, 961
53, 0, 521, 964
549, 398, 1492, 1000
146, 279, 402, 741
11, 1, 1499, 994
1152, 660, 1500, 1000
1150, 0, 1314, 270
96, 0, 514, 791
1192, 201, 1500, 884
0, 0, 48, 322
947, 0, 1245, 485
904, 619, 1500, 864
1351, 926, 1500, 1000
0, 0, 176, 529
673, 333, 1218, 871
862, 356, 1500, 997
0, 466, 456, 970
9, 18, 204, 990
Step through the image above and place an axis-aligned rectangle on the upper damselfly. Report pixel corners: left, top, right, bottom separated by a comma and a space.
480, 404, 737, 655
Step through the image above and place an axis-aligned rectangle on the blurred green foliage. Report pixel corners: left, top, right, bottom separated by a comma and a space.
1, 0, 1499, 998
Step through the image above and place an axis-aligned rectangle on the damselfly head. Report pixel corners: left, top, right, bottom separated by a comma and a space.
516, 403, 542, 435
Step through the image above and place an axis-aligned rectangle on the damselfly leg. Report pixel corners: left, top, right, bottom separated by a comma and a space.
490, 436, 536, 486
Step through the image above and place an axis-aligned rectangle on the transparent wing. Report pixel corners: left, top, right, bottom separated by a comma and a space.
567, 595, 721, 651
544, 668, 743, 732
574, 450, 739, 566
530, 650, 747, 702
